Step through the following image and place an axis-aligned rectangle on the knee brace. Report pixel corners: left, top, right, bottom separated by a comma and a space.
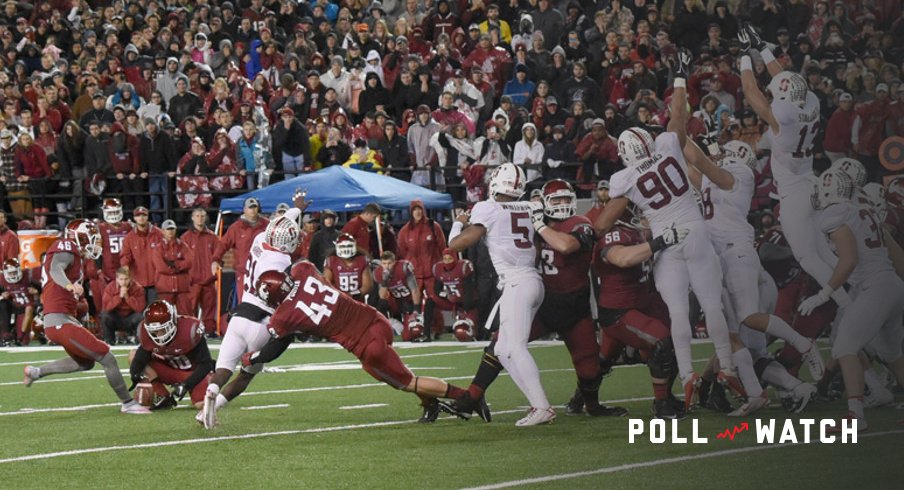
648, 337, 678, 379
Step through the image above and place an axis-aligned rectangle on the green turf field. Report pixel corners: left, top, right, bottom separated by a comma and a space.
1, 340, 902, 489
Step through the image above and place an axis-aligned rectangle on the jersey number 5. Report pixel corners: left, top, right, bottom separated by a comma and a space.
510, 212, 532, 249
637, 157, 690, 210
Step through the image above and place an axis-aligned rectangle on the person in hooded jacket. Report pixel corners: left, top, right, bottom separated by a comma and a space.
377, 120, 411, 181
155, 57, 182, 104
512, 121, 544, 182
543, 124, 576, 181
106, 122, 143, 211
398, 199, 446, 339
358, 72, 392, 122
308, 209, 341, 272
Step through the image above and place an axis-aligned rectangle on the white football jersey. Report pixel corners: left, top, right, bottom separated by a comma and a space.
242, 232, 292, 313
609, 132, 702, 236
701, 163, 755, 253
469, 199, 538, 284
770, 91, 820, 193
818, 201, 893, 288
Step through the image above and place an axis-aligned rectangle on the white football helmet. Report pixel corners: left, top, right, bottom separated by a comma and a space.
862, 183, 887, 220
264, 215, 301, 253
768, 71, 808, 108
888, 176, 904, 209
541, 179, 576, 219
812, 169, 854, 210
618, 127, 655, 167
488, 163, 526, 199
334, 233, 357, 259
830, 158, 867, 189
720, 140, 756, 170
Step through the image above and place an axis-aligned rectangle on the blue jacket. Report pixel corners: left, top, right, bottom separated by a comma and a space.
503, 77, 535, 108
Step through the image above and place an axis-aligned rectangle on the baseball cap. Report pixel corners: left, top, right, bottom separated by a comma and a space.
839, 92, 853, 102
546, 96, 558, 106
321, 209, 338, 219
876, 83, 889, 93
133, 206, 149, 216
244, 197, 260, 208
597, 180, 610, 190
302, 214, 315, 224
161, 219, 177, 230
92, 92, 106, 100
275, 202, 290, 214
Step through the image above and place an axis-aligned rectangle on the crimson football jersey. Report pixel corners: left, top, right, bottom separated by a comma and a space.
432, 258, 473, 304
324, 254, 369, 295
98, 221, 133, 280
268, 261, 377, 354
138, 316, 206, 371
755, 229, 801, 289
374, 260, 415, 300
539, 215, 594, 294
0, 275, 35, 309
40, 239, 83, 316
592, 226, 653, 310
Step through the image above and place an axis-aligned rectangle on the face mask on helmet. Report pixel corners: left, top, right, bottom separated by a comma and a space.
256, 270, 295, 309
812, 170, 853, 210
66, 220, 103, 260
2, 259, 21, 283
542, 180, 576, 219
265, 216, 301, 253
862, 183, 887, 218
768, 72, 807, 108
102, 199, 123, 224
617, 128, 655, 167
144, 301, 178, 346
334, 235, 357, 259
831, 158, 867, 189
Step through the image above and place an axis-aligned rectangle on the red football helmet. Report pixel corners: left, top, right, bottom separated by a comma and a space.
334, 233, 357, 259
2, 258, 21, 283
452, 313, 476, 342
85, 173, 107, 196
65, 219, 102, 259
404, 312, 424, 341
102, 198, 123, 224
887, 176, 904, 209
256, 270, 295, 309
542, 179, 576, 219
144, 300, 178, 346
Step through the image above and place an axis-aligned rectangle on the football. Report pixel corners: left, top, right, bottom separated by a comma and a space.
133, 382, 154, 407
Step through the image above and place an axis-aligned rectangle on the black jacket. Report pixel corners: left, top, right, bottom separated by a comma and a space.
377, 134, 411, 181
139, 130, 178, 174
167, 91, 204, 126
272, 118, 311, 163
308, 225, 341, 271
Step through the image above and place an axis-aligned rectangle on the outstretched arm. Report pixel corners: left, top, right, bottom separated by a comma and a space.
684, 139, 735, 191
592, 197, 628, 235
667, 49, 692, 150
738, 25, 779, 132
243, 335, 294, 366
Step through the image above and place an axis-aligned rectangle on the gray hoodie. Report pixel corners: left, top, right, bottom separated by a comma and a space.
155, 57, 182, 104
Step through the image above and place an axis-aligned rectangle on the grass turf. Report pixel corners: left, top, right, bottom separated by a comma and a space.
0, 341, 901, 489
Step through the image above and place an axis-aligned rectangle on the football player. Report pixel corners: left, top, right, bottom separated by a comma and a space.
242, 264, 471, 424
23, 220, 150, 414
447, 163, 554, 426
375, 251, 424, 341
128, 300, 214, 409
98, 198, 133, 284
594, 49, 741, 410
737, 23, 852, 311
428, 248, 478, 342
806, 169, 904, 431
0, 258, 38, 346
592, 206, 686, 419
201, 192, 309, 429
884, 177, 904, 247
323, 233, 373, 303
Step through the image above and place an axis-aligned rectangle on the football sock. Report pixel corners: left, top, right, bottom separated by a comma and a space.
99, 352, 131, 402
215, 394, 229, 410
652, 382, 669, 401
497, 346, 550, 410
444, 384, 466, 400
848, 396, 865, 419
762, 360, 802, 391
467, 349, 503, 399
37, 357, 85, 377
732, 349, 763, 397
765, 315, 811, 353
578, 375, 602, 408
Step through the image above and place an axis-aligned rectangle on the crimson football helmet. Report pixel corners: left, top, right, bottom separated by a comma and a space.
404, 312, 425, 341
256, 270, 295, 309
144, 300, 178, 346
2, 258, 22, 283
265, 215, 301, 253
542, 179, 576, 220
452, 313, 476, 342
886, 176, 904, 209
65, 219, 102, 259
334, 233, 357, 259
102, 198, 123, 224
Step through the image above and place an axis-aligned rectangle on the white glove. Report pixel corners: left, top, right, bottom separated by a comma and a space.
662, 226, 689, 246
528, 201, 546, 232
798, 287, 832, 316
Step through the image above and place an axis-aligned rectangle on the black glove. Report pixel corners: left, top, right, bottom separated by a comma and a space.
673, 48, 692, 79
172, 383, 188, 401
128, 374, 142, 392
738, 23, 766, 53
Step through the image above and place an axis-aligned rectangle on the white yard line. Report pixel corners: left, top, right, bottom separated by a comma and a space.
338, 404, 388, 410
239, 404, 290, 411
460, 429, 904, 490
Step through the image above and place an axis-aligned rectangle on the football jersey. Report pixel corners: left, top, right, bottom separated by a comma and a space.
468, 199, 539, 284
268, 261, 376, 354
374, 260, 415, 300
324, 254, 369, 296
609, 132, 701, 236
770, 92, 820, 193
0, 275, 35, 309
432, 258, 474, 304
242, 232, 292, 314
538, 215, 594, 294
700, 163, 755, 253
40, 239, 83, 316
756, 229, 801, 289
138, 315, 206, 371
818, 202, 894, 288
592, 226, 654, 310
98, 221, 132, 280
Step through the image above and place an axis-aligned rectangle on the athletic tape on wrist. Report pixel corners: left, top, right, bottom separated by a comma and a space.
760, 48, 775, 65
673, 77, 686, 89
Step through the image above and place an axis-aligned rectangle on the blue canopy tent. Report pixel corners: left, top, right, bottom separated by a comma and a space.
219, 166, 452, 214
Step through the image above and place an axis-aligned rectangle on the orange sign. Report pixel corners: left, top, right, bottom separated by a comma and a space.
879, 136, 904, 172
18, 230, 60, 269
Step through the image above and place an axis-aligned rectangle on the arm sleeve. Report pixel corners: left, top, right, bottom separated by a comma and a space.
129, 347, 152, 381
50, 253, 75, 287
184, 342, 214, 391
247, 335, 294, 365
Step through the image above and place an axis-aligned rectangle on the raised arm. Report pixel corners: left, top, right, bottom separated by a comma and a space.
667, 48, 692, 150
738, 25, 779, 132
683, 139, 735, 191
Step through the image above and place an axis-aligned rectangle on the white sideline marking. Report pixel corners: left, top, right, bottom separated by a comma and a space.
460, 429, 904, 490
339, 404, 387, 410
240, 404, 289, 411
0, 375, 107, 386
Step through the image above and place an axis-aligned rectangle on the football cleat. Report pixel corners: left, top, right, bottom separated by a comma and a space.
788, 382, 817, 413
705, 382, 734, 413
418, 400, 441, 424
586, 404, 628, 417
864, 384, 894, 409
827, 411, 868, 434
801, 340, 826, 381
653, 399, 687, 420
121, 400, 152, 415
202, 386, 219, 429
728, 393, 769, 417
515, 407, 556, 427
565, 388, 584, 415
23, 365, 38, 387
683, 373, 702, 412
717, 370, 747, 398
437, 400, 472, 421
151, 394, 177, 411
473, 395, 492, 422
